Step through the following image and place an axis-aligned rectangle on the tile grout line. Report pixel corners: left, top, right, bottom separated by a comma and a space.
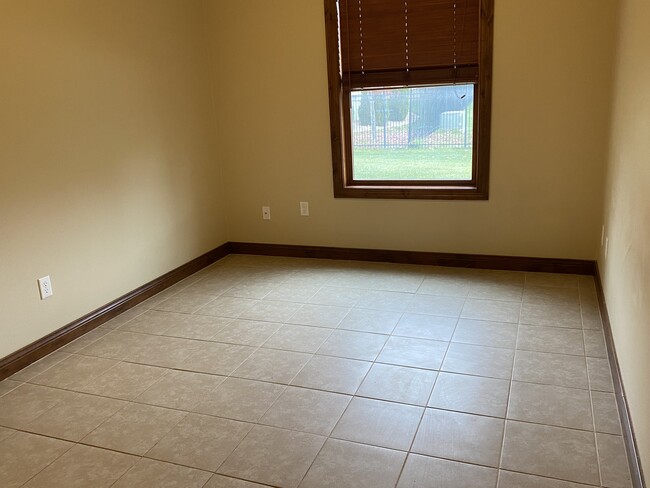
582, 280, 605, 488
495, 289, 523, 488
392, 297, 464, 488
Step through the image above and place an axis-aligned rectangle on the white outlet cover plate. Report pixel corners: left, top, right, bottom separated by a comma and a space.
38, 275, 53, 300
300, 201, 309, 216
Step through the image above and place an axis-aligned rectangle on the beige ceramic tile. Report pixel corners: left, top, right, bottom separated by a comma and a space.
263, 284, 322, 303
193, 377, 285, 422
180, 341, 256, 375
0, 379, 22, 398
513, 350, 589, 389
10, 352, 71, 381
412, 408, 505, 467
442, 343, 514, 380
75, 362, 166, 399
525, 272, 580, 288
218, 425, 326, 488
126, 334, 205, 369
24, 392, 125, 441
300, 439, 406, 488
452, 319, 518, 349
331, 397, 423, 451
30, 355, 118, 390
592, 391, 622, 435
501, 420, 599, 485
155, 290, 217, 314
468, 282, 523, 302
356, 290, 414, 312
498, 471, 594, 487
583, 329, 608, 358
158, 313, 232, 340
581, 306, 604, 330
338, 308, 402, 334
99, 305, 148, 330
0, 427, 14, 442
0, 431, 72, 488
523, 285, 581, 306
287, 303, 350, 328
61, 331, 109, 352
118, 309, 188, 335
597, 433, 632, 488
0, 383, 74, 429
417, 276, 471, 297
221, 281, 277, 299
23, 444, 137, 488
397, 453, 498, 488
392, 313, 458, 342
587, 357, 614, 392
517, 325, 585, 356
128, 311, 231, 340
377, 336, 447, 370
196, 296, 258, 318
260, 386, 351, 435
368, 274, 426, 293
83, 331, 200, 369
428, 372, 509, 418
262, 324, 333, 353
204, 475, 268, 487
239, 300, 303, 322
308, 286, 364, 307
291, 355, 371, 394
211, 319, 282, 346
461, 299, 521, 323
75, 331, 140, 359
471, 269, 526, 286
357, 363, 437, 406
146, 413, 252, 472
136, 369, 225, 410
232, 348, 312, 384
507, 382, 593, 431
189, 278, 241, 297
82, 402, 186, 455
520, 302, 582, 328
113, 458, 211, 488
406, 295, 465, 317
316, 329, 388, 361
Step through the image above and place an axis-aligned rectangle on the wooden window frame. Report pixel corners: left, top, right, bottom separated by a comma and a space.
324, 0, 494, 200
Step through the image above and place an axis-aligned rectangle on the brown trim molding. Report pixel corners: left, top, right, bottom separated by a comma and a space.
229, 242, 595, 275
594, 265, 646, 488
0, 240, 643, 486
0, 242, 231, 381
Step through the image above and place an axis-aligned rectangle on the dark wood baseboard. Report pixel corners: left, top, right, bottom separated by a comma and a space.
0, 242, 231, 381
594, 265, 646, 488
0, 241, 593, 381
0, 241, 643, 486
229, 242, 596, 275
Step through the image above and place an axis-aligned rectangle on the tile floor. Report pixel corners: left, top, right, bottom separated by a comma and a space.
0, 254, 634, 487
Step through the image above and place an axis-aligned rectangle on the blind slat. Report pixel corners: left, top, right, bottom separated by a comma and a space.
340, 0, 480, 79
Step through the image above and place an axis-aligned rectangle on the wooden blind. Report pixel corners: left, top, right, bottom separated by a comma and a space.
339, 0, 480, 85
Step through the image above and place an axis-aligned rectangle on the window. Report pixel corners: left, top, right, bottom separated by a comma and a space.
324, 0, 494, 199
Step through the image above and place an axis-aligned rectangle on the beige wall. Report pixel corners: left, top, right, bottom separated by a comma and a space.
600, 0, 650, 471
0, 0, 227, 358
209, 0, 617, 260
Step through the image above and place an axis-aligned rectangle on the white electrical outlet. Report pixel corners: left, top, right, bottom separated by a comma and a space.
38, 275, 53, 300
605, 237, 609, 259
300, 201, 309, 216
262, 206, 271, 220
